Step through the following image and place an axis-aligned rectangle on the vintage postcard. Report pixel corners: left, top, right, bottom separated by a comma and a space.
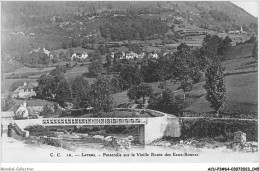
1, 1, 259, 171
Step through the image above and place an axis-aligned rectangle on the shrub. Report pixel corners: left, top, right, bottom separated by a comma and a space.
24, 125, 54, 137
180, 119, 258, 142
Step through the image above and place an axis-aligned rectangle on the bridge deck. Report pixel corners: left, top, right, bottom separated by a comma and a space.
42, 118, 147, 126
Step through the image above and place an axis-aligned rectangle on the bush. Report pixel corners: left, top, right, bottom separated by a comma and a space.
39, 104, 54, 117
24, 125, 54, 137
180, 119, 258, 142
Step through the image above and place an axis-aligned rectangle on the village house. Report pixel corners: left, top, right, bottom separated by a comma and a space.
15, 102, 29, 118
13, 82, 37, 99
148, 52, 159, 59
228, 26, 247, 35
71, 52, 88, 61
138, 52, 146, 59
125, 52, 139, 59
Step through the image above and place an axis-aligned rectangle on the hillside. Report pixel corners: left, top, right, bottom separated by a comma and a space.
1, 1, 257, 69
1, 1, 257, 29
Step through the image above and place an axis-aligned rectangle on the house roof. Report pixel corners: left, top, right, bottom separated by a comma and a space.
13, 82, 38, 93
20, 83, 37, 89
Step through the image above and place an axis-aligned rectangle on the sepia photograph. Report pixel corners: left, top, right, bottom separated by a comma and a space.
0, 0, 259, 171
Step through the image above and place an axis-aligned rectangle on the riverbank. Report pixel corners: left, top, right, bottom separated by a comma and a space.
1, 137, 258, 163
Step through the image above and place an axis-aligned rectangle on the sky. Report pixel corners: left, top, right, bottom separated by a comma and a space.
231, 1, 258, 17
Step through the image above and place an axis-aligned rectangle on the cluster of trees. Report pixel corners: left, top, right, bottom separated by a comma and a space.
201, 34, 232, 62
127, 36, 228, 115
148, 88, 185, 115
99, 16, 169, 41
35, 66, 119, 113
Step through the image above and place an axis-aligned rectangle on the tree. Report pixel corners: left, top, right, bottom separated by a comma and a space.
89, 60, 103, 75
203, 35, 221, 58
66, 51, 71, 62
59, 51, 66, 59
35, 74, 56, 100
98, 44, 109, 55
71, 76, 90, 108
52, 53, 59, 63
178, 80, 193, 100
148, 88, 184, 116
62, 42, 69, 49
128, 43, 142, 54
119, 64, 143, 90
35, 66, 66, 102
203, 34, 211, 45
218, 36, 232, 61
90, 75, 113, 113
204, 62, 226, 114
105, 54, 112, 67
141, 59, 160, 82
55, 80, 72, 107
39, 104, 54, 117
127, 83, 153, 104
93, 48, 101, 60
68, 48, 74, 56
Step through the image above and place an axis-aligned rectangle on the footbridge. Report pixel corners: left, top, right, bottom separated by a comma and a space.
10, 109, 182, 144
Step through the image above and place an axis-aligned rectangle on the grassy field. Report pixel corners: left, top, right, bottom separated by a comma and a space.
227, 44, 254, 60
4, 66, 55, 76
64, 64, 88, 79
185, 72, 257, 115
222, 56, 256, 70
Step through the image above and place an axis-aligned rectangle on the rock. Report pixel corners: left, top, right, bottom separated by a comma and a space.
232, 142, 243, 152
104, 137, 131, 150
93, 135, 104, 140
104, 136, 113, 142
233, 131, 246, 143
126, 135, 134, 141
164, 142, 171, 147
180, 140, 184, 144
242, 142, 258, 152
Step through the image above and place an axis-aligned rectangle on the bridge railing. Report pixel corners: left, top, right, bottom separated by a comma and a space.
42, 118, 147, 126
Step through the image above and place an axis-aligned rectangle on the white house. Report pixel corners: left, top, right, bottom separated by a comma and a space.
125, 52, 139, 59
138, 52, 146, 59
16, 102, 29, 118
148, 52, 159, 59
13, 82, 37, 99
43, 47, 51, 56
71, 52, 88, 61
